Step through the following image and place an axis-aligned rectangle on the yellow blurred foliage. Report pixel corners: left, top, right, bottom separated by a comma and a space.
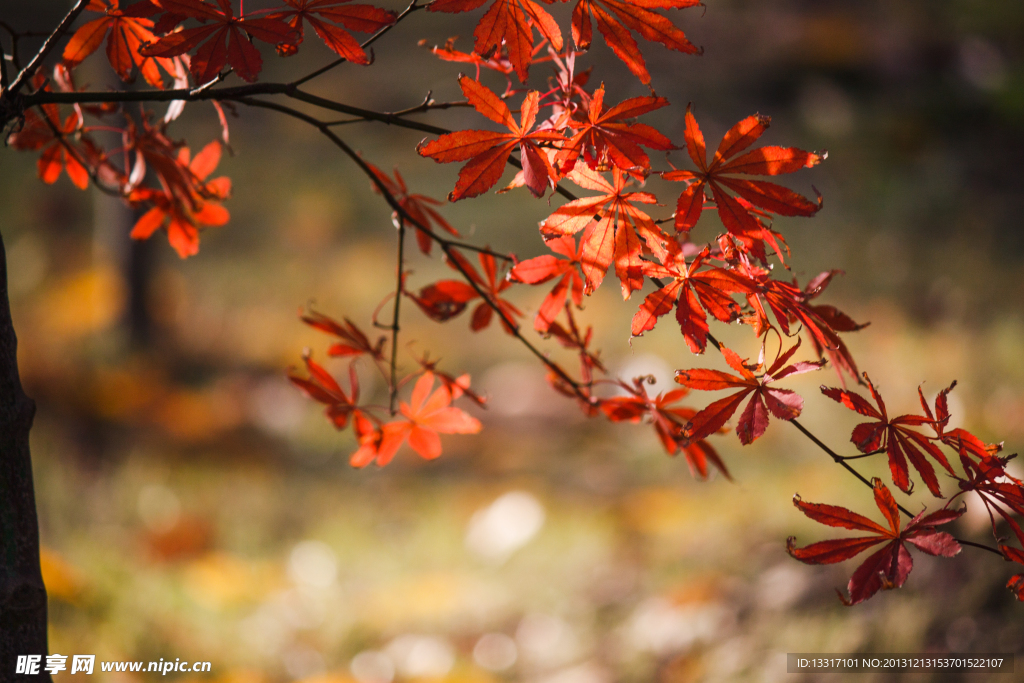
659, 652, 706, 683
37, 265, 125, 338
183, 553, 283, 610
621, 487, 697, 537
362, 572, 473, 630
293, 674, 356, 683
186, 669, 269, 683
40, 547, 86, 604
430, 670, 500, 683
665, 576, 722, 606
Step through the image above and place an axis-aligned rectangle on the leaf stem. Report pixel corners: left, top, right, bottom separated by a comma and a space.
390, 218, 406, 415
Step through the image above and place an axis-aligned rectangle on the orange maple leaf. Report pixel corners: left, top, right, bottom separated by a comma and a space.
570, 0, 702, 85
426, 0, 563, 82
371, 372, 482, 465
540, 165, 669, 298
556, 83, 674, 175
417, 76, 563, 201
663, 106, 824, 237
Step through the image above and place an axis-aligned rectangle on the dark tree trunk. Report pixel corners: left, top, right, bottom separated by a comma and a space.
0, 230, 50, 681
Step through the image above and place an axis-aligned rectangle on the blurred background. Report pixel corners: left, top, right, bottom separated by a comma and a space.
2, 0, 1024, 681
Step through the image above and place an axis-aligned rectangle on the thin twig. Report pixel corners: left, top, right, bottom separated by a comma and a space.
836, 450, 885, 461
37, 108, 124, 199
0, 47, 8, 94
323, 99, 472, 126
26, 84, 453, 135
790, 417, 894, 503
290, 0, 424, 87
9, 0, 90, 94
390, 218, 406, 415
0, 22, 52, 73
189, 69, 233, 96
959, 539, 1003, 556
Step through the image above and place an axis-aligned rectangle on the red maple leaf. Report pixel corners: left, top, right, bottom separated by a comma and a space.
540, 165, 670, 297
663, 106, 824, 239
300, 309, 387, 361
822, 374, 956, 497
417, 76, 563, 200
348, 411, 385, 468
415, 354, 487, 407
124, 115, 202, 197
269, 0, 396, 64
425, 0, 563, 82
9, 105, 91, 190
917, 380, 1002, 460
1000, 545, 1024, 602
801, 270, 867, 386
675, 341, 822, 444
951, 448, 1024, 546
62, 0, 183, 88
600, 378, 729, 479
547, 304, 604, 387
569, 0, 701, 85
787, 478, 963, 605
556, 83, 674, 175
509, 235, 585, 333
128, 187, 227, 257
407, 250, 522, 334
128, 140, 231, 257
735, 265, 847, 363
447, 249, 523, 334
366, 162, 458, 255
288, 354, 361, 429
545, 49, 592, 128
406, 279, 480, 323
371, 372, 482, 465
421, 36, 512, 80
631, 244, 752, 353
141, 0, 298, 83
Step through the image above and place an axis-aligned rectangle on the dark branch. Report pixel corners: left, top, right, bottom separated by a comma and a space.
9, 0, 89, 94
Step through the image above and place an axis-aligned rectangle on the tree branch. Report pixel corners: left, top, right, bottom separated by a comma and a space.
22, 86, 583, 201
8, 0, 90, 94
0, 230, 51, 681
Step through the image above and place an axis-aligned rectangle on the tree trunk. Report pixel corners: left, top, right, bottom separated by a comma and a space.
0, 230, 50, 681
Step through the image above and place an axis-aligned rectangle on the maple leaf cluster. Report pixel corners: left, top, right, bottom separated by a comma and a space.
5, 0, 700, 258
7, 0, 1024, 608
785, 377, 1024, 605
788, 478, 963, 605
407, 55, 1024, 604
7, 0, 398, 257
288, 311, 482, 467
